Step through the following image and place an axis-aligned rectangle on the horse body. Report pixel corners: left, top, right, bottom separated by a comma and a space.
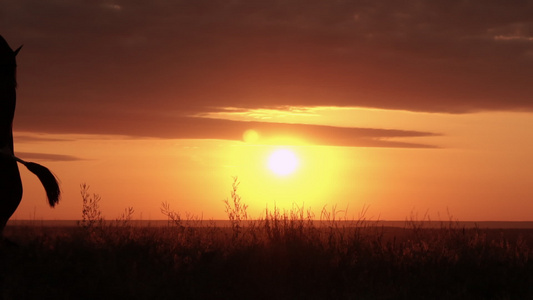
0, 35, 59, 235
0, 36, 23, 233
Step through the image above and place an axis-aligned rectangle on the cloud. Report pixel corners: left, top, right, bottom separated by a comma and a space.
14, 134, 74, 143
15, 109, 439, 148
16, 152, 83, 162
2, 0, 532, 142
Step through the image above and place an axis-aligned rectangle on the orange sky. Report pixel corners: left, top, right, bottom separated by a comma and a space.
3, 1, 533, 221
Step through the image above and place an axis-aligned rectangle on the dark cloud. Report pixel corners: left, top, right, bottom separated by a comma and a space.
2, 0, 532, 144
14, 134, 73, 143
16, 152, 82, 162
15, 110, 439, 148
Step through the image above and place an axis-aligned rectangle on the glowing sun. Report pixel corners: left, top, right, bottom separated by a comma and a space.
268, 149, 299, 176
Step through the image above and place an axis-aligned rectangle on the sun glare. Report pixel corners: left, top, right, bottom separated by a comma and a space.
242, 129, 259, 143
268, 149, 299, 176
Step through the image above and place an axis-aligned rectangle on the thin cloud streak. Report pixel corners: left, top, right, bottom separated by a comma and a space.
14, 134, 74, 143
16, 152, 83, 162
15, 110, 439, 148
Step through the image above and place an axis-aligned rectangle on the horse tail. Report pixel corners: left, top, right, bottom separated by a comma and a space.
14, 156, 61, 207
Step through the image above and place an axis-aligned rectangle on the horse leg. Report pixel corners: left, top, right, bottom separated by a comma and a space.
0, 160, 22, 237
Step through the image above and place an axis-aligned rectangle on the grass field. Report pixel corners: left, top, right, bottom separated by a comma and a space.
1, 184, 533, 299
2, 218, 533, 299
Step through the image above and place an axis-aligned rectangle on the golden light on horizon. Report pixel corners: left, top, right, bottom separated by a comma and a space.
9, 110, 533, 222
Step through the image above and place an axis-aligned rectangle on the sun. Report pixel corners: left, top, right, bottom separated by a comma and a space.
268, 149, 299, 176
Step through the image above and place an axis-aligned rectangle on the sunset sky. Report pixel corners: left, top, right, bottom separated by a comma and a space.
2, 0, 533, 221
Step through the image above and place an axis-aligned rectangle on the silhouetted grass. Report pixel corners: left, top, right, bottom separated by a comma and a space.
1, 183, 533, 299
3, 219, 533, 299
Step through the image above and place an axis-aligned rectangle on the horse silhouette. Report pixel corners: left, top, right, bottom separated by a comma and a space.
0, 35, 60, 236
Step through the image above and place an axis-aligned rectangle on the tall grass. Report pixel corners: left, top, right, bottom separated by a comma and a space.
79, 183, 104, 230
1, 183, 533, 299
